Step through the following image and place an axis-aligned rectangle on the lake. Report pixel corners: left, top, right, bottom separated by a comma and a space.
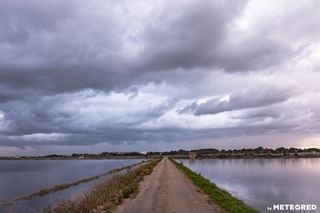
179, 158, 320, 212
0, 159, 142, 210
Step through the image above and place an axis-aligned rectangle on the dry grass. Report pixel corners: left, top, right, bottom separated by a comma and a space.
44, 158, 161, 213
35, 161, 146, 198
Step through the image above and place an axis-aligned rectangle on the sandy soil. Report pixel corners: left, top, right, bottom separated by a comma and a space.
115, 157, 223, 213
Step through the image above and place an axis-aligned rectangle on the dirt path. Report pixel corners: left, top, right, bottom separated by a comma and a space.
115, 157, 222, 213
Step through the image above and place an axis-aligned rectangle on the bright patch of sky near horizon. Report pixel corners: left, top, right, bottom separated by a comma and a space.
0, 0, 320, 155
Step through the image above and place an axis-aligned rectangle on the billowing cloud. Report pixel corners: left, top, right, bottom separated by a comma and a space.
181, 86, 293, 115
0, 0, 320, 154
136, 0, 297, 72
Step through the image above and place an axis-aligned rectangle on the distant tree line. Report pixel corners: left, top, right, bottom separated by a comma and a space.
159, 147, 320, 158
2, 147, 320, 159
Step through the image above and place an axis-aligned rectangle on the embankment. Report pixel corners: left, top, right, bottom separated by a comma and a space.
49, 158, 161, 212
171, 158, 258, 213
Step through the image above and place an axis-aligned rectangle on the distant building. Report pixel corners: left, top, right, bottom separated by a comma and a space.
188, 152, 196, 160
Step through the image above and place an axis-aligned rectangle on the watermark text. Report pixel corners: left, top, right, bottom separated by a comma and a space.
267, 204, 317, 211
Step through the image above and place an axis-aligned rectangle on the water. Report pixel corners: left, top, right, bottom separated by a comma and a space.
0, 159, 142, 202
179, 158, 320, 212
1, 171, 123, 212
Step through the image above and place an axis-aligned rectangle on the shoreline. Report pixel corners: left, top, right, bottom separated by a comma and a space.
170, 158, 258, 213
51, 158, 161, 212
2, 155, 320, 161
0, 157, 149, 160
0, 160, 148, 209
175, 156, 320, 159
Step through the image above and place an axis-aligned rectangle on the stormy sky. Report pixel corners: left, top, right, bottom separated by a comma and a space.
1, 0, 320, 155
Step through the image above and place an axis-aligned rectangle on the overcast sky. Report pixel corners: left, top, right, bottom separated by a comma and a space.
1, 0, 320, 156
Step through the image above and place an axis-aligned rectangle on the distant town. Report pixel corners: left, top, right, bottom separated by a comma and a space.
1, 147, 320, 160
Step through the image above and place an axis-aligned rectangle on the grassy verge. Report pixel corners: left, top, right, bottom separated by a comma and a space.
1, 161, 148, 210
0, 160, 147, 209
34, 160, 145, 197
170, 158, 258, 213
45, 158, 161, 213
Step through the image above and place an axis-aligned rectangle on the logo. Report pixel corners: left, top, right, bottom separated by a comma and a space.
267, 204, 317, 211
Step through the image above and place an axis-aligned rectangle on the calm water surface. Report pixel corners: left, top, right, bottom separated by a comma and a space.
179, 158, 320, 212
0, 159, 142, 201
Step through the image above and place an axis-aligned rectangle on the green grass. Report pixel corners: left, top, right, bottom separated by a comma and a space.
170, 158, 258, 213
45, 158, 161, 213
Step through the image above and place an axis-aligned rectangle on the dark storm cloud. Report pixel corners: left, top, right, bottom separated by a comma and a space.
0, 67, 134, 95
238, 109, 280, 120
137, 0, 246, 71
137, 0, 294, 72
0, 89, 178, 138
0, 119, 304, 147
182, 87, 292, 115
0, 0, 318, 152
0, 0, 131, 96
0, 0, 295, 99
0, 92, 16, 103
0, 0, 74, 44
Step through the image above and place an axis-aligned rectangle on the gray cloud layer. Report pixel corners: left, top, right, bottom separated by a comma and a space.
0, 0, 297, 97
0, 0, 320, 153
182, 87, 292, 115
